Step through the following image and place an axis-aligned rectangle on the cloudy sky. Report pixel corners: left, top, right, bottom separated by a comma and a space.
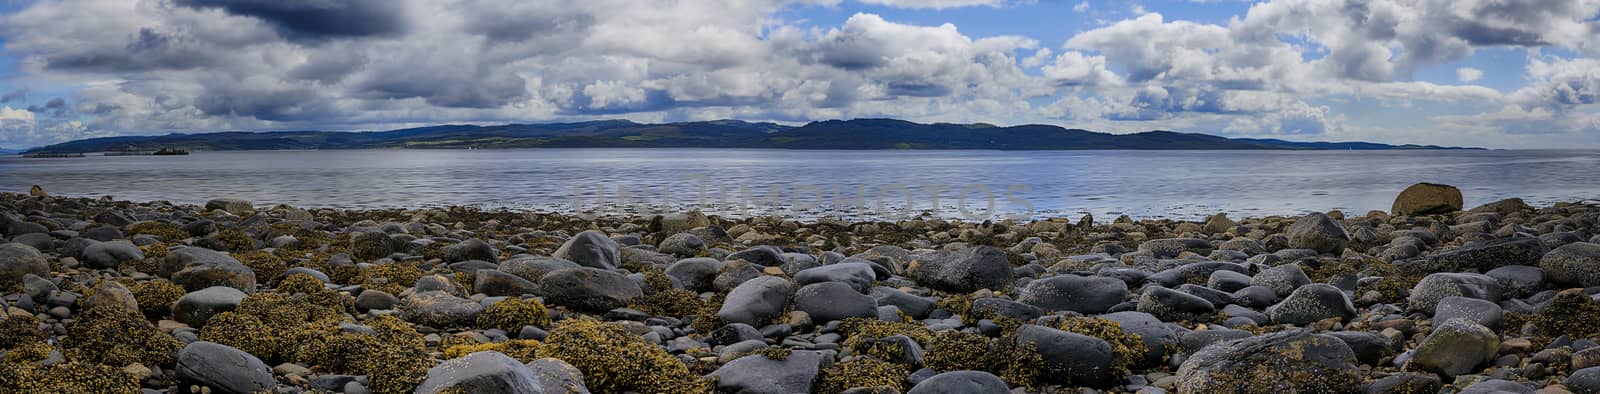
0, 0, 1597, 149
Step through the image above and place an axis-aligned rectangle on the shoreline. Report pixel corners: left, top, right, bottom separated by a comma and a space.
2, 187, 1600, 393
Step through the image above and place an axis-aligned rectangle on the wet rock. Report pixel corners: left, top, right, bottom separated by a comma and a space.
1267, 283, 1356, 326
794, 282, 877, 323
528, 358, 589, 394
1391, 183, 1463, 215
1460, 379, 1534, 394
1321, 331, 1391, 366
355, 290, 398, 310
794, 262, 876, 293
173, 286, 247, 327
658, 233, 707, 256
728, 246, 786, 267
969, 297, 1044, 322
871, 287, 935, 319
176, 341, 276, 394
906, 371, 1009, 394
1251, 264, 1312, 298
1486, 265, 1545, 298
0, 243, 49, 289
906, 246, 1014, 293
1206, 270, 1252, 293
1016, 324, 1117, 387
1417, 237, 1548, 273
82, 240, 144, 268
708, 349, 827, 394
1286, 212, 1350, 254
1017, 274, 1128, 314
444, 238, 499, 263
665, 257, 724, 293
553, 230, 620, 270
1363, 372, 1441, 394
1407, 318, 1499, 377
1407, 273, 1501, 314
82, 280, 140, 314
536, 268, 642, 312
161, 248, 257, 292
1103, 311, 1179, 368
414, 351, 544, 394
500, 256, 583, 282
718, 276, 792, 326
402, 290, 486, 327
1136, 286, 1214, 322
1432, 296, 1503, 332
1568, 366, 1600, 394
1541, 242, 1600, 287
475, 269, 539, 297
1175, 330, 1360, 393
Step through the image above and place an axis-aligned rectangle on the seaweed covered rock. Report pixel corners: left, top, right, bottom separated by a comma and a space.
906, 246, 1013, 293
541, 319, 707, 393
414, 351, 544, 394
1174, 330, 1360, 393
175, 341, 276, 394
1391, 182, 1463, 215
80, 280, 140, 314
707, 349, 827, 394
205, 198, 255, 215
536, 268, 642, 312
1016, 274, 1127, 314
64, 305, 183, 367
1015, 324, 1117, 387
553, 230, 620, 270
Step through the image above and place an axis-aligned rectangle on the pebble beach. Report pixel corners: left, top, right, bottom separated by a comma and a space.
3, 182, 1600, 394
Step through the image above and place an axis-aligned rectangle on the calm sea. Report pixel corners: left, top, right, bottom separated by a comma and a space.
3, 149, 1597, 221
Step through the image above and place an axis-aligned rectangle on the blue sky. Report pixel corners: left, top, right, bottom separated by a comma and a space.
1, 0, 1598, 149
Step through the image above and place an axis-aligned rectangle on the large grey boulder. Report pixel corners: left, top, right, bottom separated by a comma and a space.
906, 246, 1014, 293
1407, 273, 1501, 314
906, 371, 1009, 394
793, 262, 876, 293
1407, 318, 1498, 377
717, 276, 792, 326
1175, 330, 1360, 393
553, 230, 620, 270
1266, 283, 1356, 326
402, 291, 486, 327
174, 286, 249, 327
528, 358, 589, 394
444, 238, 499, 263
1251, 264, 1311, 298
0, 243, 49, 289
1286, 212, 1349, 254
1541, 242, 1600, 287
82, 240, 145, 268
793, 282, 877, 323
665, 257, 724, 293
1016, 274, 1128, 314
414, 351, 544, 394
1136, 286, 1215, 322
1416, 237, 1548, 273
1015, 324, 1117, 387
500, 256, 583, 282
707, 349, 827, 394
536, 268, 642, 312
176, 341, 276, 394
161, 247, 257, 292
1102, 311, 1178, 368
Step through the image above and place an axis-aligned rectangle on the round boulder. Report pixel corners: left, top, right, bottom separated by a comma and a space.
1175, 330, 1360, 393
1286, 212, 1349, 254
535, 268, 642, 312
906, 246, 1014, 293
176, 341, 276, 394
1017, 274, 1128, 314
414, 351, 543, 394
553, 230, 620, 270
1391, 183, 1463, 215
1541, 242, 1600, 287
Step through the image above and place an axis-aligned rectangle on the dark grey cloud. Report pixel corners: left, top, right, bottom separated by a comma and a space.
27, 97, 70, 117
174, 0, 408, 40
0, 87, 25, 104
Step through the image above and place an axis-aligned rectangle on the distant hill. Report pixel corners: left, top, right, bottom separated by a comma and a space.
24, 118, 1477, 153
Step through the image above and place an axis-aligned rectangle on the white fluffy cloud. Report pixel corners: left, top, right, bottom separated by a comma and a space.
0, 0, 1596, 148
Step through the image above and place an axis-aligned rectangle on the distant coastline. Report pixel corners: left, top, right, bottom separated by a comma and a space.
22, 118, 1481, 154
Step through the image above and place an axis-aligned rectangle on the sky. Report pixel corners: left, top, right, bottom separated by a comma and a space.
0, 0, 1598, 149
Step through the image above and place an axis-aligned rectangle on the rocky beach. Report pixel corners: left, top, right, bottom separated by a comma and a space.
1, 183, 1599, 394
